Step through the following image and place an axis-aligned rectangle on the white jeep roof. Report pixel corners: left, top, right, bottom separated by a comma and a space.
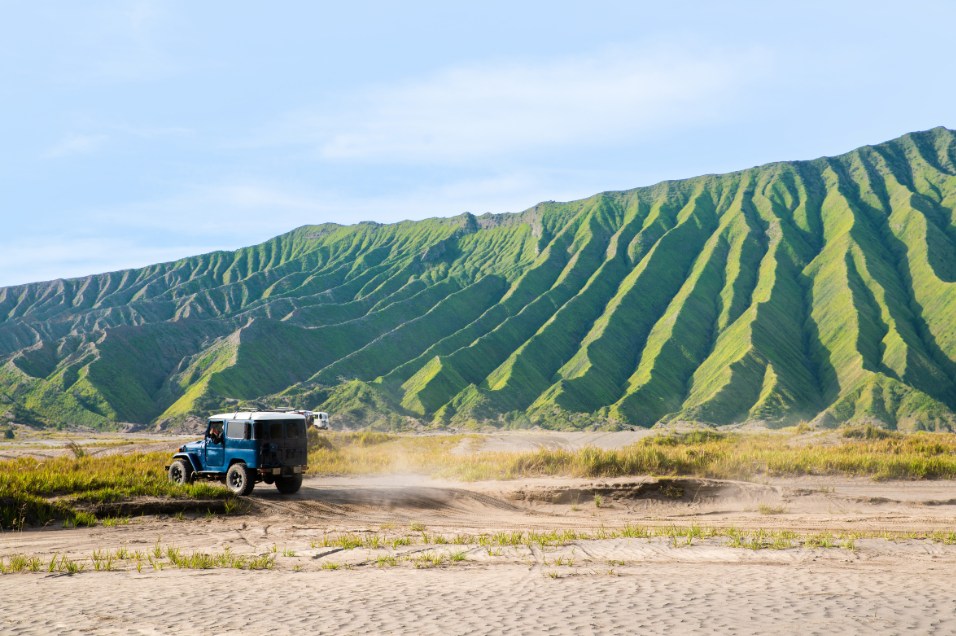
209, 411, 306, 421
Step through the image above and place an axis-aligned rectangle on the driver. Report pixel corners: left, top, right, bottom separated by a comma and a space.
208, 421, 223, 443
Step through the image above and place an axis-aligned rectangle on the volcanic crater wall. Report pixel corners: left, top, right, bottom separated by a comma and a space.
2, 128, 956, 430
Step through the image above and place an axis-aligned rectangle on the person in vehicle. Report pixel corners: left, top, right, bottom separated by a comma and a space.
208, 421, 223, 443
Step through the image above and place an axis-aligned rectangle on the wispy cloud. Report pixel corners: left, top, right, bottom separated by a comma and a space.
0, 170, 578, 286
263, 44, 768, 163
88, 169, 597, 237
0, 236, 217, 287
52, 0, 178, 84
90, 182, 335, 237
42, 125, 190, 159
44, 133, 109, 158
0, 163, 640, 287
112, 123, 193, 138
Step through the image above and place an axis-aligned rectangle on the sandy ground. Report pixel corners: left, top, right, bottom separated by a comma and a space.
3, 556, 955, 635
0, 431, 192, 461
2, 431, 956, 634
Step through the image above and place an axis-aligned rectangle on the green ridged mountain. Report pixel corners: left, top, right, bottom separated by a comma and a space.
3, 127, 956, 431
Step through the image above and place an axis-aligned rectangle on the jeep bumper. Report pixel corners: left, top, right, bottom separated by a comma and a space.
258, 465, 306, 477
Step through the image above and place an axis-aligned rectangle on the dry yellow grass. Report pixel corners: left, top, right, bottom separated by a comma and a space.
6, 426, 955, 530
0, 451, 230, 529
307, 428, 956, 481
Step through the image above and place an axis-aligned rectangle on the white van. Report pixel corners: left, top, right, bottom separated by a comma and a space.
311, 411, 330, 430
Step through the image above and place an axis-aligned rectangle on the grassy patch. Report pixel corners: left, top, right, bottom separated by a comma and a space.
375, 554, 401, 568
0, 451, 233, 529
1, 544, 277, 574
302, 523, 956, 558
7, 428, 956, 530
412, 552, 449, 568
307, 430, 956, 481
758, 504, 787, 515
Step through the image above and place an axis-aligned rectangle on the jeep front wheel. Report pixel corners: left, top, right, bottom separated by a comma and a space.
275, 474, 303, 495
226, 463, 255, 496
168, 459, 192, 485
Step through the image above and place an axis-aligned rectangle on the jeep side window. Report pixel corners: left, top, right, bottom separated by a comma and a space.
226, 420, 248, 440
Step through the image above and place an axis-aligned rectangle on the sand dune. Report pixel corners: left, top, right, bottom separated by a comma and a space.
3, 472, 956, 634
2, 547, 954, 634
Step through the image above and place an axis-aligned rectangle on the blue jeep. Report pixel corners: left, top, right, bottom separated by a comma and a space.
166, 410, 310, 495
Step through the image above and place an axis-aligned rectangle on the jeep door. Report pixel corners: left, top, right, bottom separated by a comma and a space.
204, 419, 225, 469
225, 420, 256, 467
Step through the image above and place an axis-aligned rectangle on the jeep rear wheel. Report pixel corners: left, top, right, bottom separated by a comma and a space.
168, 459, 192, 485
275, 473, 303, 495
226, 463, 255, 496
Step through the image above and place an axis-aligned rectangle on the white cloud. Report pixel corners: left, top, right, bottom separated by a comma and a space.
42, 125, 189, 159
1, 165, 637, 287
266, 44, 767, 163
0, 237, 218, 287
89, 182, 336, 237
112, 124, 192, 138
44, 133, 109, 158
54, 0, 178, 84
208, 183, 324, 211
87, 169, 598, 236
123, 0, 162, 37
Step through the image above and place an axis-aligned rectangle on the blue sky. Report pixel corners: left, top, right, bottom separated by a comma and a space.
2, 1, 954, 287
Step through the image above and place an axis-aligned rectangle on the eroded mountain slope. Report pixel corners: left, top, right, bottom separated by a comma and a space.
3, 127, 955, 430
